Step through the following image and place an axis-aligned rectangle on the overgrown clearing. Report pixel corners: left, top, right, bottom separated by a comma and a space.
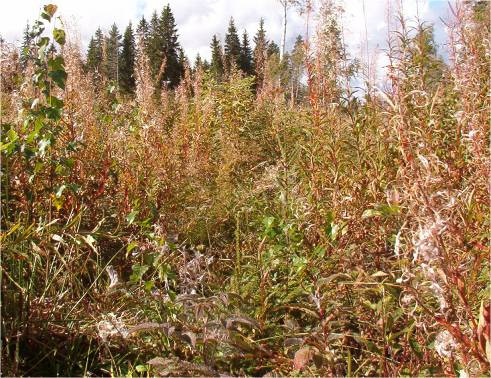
1, 1, 489, 376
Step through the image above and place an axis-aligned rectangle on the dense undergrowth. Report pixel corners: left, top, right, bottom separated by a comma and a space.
1, 2, 490, 376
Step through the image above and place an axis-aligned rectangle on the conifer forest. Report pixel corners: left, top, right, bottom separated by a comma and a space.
0, 0, 489, 376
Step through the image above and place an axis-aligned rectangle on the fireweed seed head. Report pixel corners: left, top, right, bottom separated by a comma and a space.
97, 313, 129, 341
434, 330, 457, 358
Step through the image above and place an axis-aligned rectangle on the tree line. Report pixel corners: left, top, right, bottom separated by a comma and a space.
76, 4, 305, 94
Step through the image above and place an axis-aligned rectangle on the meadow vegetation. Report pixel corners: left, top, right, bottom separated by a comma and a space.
0, 1, 489, 376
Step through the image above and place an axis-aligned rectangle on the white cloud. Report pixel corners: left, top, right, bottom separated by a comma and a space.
1, 0, 453, 66
1, 0, 305, 62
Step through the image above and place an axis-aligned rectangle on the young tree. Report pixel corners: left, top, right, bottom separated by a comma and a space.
194, 53, 202, 69
20, 22, 32, 68
210, 34, 224, 80
253, 18, 268, 88
119, 22, 136, 93
104, 23, 122, 83
194, 53, 208, 74
239, 30, 253, 75
315, 0, 348, 103
224, 17, 241, 72
289, 35, 305, 104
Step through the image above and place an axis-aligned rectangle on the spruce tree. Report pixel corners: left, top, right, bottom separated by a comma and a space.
86, 37, 97, 70
210, 34, 224, 80
194, 53, 203, 71
104, 23, 122, 83
86, 28, 104, 73
136, 16, 149, 49
239, 30, 253, 75
267, 41, 280, 57
147, 11, 162, 80
159, 4, 182, 88
119, 22, 136, 93
253, 18, 268, 87
224, 17, 241, 72
178, 47, 188, 77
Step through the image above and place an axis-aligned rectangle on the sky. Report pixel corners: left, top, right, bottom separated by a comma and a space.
1, 0, 455, 68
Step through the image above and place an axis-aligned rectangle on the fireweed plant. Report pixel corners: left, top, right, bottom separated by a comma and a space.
1, 2, 489, 376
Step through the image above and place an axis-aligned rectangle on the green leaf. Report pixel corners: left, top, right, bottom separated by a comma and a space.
325, 210, 335, 225
144, 280, 155, 291
68, 183, 81, 193
40, 12, 52, 22
44, 106, 62, 120
262, 216, 276, 238
48, 69, 67, 90
60, 157, 74, 169
48, 56, 65, 71
362, 204, 400, 219
24, 147, 36, 160
0, 141, 12, 153
135, 365, 148, 373
126, 241, 138, 256
7, 128, 18, 142
362, 208, 382, 219
314, 245, 326, 258
47, 95, 64, 108
37, 37, 50, 49
409, 338, 423, 358
378, 204, 400, 217
126, 210, 139, 225
53, 28, 65, 45
130, 264, 149, 283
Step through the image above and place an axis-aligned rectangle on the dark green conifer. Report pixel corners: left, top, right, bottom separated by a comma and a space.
86, 28, 104, 73
119, 22, 136, 93
224, 17, 241, 72
104, 23, 122, 83
210, 34, 224, 80
194, 53, 203, 71
159, 5, 183, 88
239, 30, 253, 75
147, 11, 162, 79
136, 16, 149, 48
267, 41, 280, 57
